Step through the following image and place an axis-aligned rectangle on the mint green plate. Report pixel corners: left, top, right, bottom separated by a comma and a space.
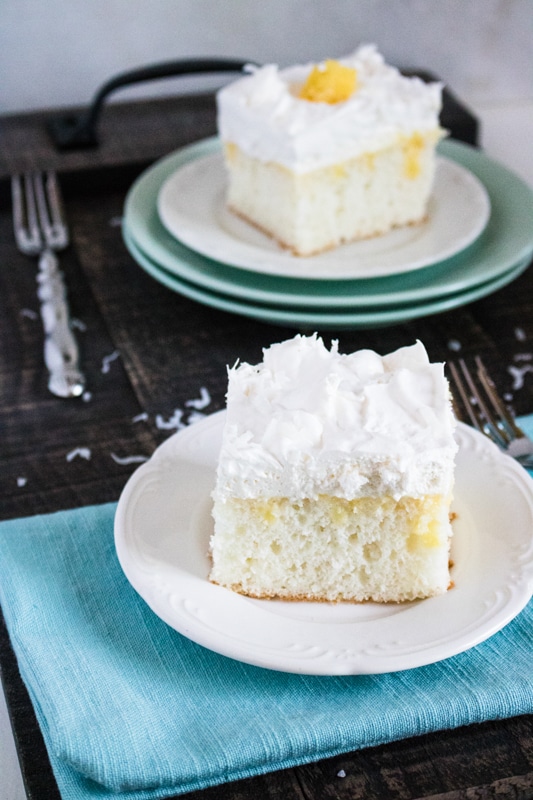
124, 137, 533, 310
124, 226, 530, 330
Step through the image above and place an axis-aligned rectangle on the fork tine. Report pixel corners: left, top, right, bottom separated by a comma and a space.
448, 359, 510, 450
448, 359, 490, 432
11, 174, 42, 253
449, 357, 533, 462
33, 172, 69, 250
12, 170, 85, 398
461, 358, 511, 445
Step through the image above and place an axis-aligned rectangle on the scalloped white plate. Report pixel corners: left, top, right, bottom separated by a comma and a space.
114, 413, 533, 675
157, 143, 490, 279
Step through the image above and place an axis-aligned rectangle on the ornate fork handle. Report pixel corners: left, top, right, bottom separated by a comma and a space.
12, 172, 86, 399
37, 249, 85, 398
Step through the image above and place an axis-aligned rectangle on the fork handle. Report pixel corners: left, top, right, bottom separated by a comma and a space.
37, 249, 86, 398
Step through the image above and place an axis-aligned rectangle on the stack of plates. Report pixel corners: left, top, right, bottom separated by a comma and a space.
123, 137, 533, 330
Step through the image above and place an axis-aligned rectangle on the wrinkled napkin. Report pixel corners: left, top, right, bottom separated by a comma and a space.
0, 418, 532, 800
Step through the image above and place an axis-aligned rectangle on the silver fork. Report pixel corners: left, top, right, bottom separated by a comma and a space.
448, 356, 533, 468
12, 172, 86, 398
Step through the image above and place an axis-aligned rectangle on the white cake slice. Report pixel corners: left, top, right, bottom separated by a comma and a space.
210, 335, 457, 603
217, 45, 445, 257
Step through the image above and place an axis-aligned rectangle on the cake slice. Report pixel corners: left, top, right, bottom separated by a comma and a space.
210, 335, 457, 603
216, 44, 445, 257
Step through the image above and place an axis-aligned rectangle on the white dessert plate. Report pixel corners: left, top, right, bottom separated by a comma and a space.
114, 412, 533, 676
157, 141, 490, 279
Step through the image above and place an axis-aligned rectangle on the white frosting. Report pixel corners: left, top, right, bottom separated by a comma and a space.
214, 335, 457, 501
217, 44, 443, 173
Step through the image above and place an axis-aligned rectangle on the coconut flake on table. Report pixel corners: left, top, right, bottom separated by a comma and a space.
508, 363, 533, 390
110, 453, 149, 465
20, 308, 38, 320
66, 447, 91, 462
447, 339, 462, 352
101, 350, 120, 374
185, 386, 211, 410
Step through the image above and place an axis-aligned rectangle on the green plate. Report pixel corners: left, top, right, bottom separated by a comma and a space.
123, 137, 533, 310
124, 226, 530, 330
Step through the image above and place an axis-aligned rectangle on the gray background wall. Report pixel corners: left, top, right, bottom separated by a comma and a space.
2, 0, 532, 115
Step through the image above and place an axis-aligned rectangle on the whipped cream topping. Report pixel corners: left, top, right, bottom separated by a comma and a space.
217, 44, 443, 173
214, 335, 457, 501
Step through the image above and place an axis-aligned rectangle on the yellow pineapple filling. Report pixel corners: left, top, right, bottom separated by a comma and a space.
224, 142, 238, 163
402, 132, 426, 179
299, 59, 357, 104
235, 494, 448, 550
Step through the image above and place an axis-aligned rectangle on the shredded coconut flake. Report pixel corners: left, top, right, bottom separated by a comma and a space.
17, 477, 27, 487
111, 453, 149, 465
515, 327, 527, 342
66, 447, 91, 462
186, 387, 211, 410
132, 412, 149, 423
337, 770, 346, 778
508, 364, 533, 390
102, 350, 120, 374
20, 308, 38, 320
71, 318, 87, 332
155, 409, 185, 430
82, 391, 92, 402
187, 410, 207, 425
447, 339, 461, 352
155, 389, 213, 431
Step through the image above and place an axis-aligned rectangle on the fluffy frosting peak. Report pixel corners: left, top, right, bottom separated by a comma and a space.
217, 44, 443, 172
215, 335, 457, 501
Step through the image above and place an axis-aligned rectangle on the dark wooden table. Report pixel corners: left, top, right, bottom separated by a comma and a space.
1, 92, 532, 800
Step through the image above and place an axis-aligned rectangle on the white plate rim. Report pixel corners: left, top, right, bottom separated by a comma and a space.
156, 147, 490, 279
114, 413, 533, 675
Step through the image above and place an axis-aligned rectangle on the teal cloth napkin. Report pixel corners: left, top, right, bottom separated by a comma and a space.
1, 419, 533, 800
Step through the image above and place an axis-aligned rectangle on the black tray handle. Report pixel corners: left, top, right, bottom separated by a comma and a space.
47, 57, 257, 150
